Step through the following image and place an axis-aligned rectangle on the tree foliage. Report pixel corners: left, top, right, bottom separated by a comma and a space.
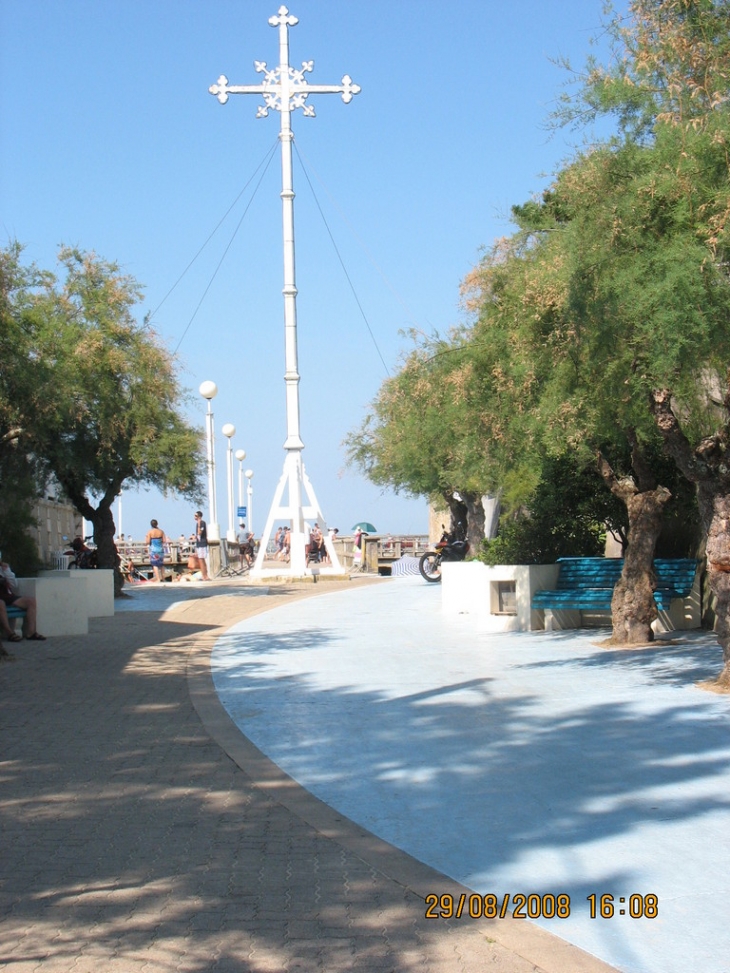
349, 1, 730, 655
545, 0, 730, 655
0, 244, 50, 572
344, 327, 536, 547
457, 1, 730, 644
0, 244, 205, 591
477, 454, 627, 565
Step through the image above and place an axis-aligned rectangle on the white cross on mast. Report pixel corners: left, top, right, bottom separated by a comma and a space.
209, 5, 360, 577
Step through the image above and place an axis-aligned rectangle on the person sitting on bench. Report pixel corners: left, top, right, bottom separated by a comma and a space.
0, 559, 46, 642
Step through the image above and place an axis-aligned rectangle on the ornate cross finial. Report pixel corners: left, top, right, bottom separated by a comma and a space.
208, 6, 360, 118
269, 5, 298, 29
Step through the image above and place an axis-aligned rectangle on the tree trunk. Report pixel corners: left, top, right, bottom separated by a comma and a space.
444, 491, 484, 551
610, 487, 671, 644
702, 487, 730, 689
650, 388, 730, 688
87, 501, 122, 596
597, 451, 671, 646
463, 492, 486, 552
59, 480, 124, 597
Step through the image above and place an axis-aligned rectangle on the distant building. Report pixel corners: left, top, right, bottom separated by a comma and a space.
29, 492, 82, 566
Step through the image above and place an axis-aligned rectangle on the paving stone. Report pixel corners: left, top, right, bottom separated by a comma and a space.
0, 583, 615, 973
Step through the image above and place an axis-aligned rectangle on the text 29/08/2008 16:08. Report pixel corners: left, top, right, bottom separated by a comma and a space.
424, 893, 659, 920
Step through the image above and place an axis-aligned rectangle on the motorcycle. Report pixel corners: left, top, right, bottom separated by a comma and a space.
418, 523, 470, 583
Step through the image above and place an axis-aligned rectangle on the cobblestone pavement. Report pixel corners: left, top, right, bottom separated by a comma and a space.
0, 582, 616, 973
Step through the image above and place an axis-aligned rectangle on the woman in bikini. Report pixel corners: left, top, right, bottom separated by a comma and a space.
144, 519, 168, 582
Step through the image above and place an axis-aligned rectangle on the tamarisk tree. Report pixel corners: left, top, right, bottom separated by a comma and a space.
2, 245, 205, 594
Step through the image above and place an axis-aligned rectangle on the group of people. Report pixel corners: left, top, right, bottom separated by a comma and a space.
272, 523, 339, 564
141, 511, 258, 582
137, 513, 211, 583
274, 526, 291, 560
1, 510, 354, 654
138, 513, 347, 579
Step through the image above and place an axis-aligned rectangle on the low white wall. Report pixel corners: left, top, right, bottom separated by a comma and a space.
17, 575, 89, 637
39, 568, 115, 621
68, 569, 115, 617
441, 562, 559, 632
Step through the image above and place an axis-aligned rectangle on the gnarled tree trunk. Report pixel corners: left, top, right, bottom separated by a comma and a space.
59, 479, 124, 597
702, 490, 730, 689
598, 447, 671, 646
462, 491, 486, 552
444, 491, 486, 552
651, 388, 730, 689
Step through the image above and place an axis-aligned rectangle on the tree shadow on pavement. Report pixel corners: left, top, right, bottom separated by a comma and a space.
208, 617, 730, 973
0, 605, 550, 973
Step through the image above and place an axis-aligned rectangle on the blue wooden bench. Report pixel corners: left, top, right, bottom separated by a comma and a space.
531, 557, 700, 613
6, 603, 27, 632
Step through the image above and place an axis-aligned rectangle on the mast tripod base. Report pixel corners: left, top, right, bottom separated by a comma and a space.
250, 449, 343, 579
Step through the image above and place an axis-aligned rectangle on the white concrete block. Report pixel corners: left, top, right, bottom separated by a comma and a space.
16, 575, 89, 637
442, 562, 560, 632
68, 569, 115, 617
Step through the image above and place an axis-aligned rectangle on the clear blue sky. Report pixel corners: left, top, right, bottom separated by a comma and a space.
1, 0, 622, 541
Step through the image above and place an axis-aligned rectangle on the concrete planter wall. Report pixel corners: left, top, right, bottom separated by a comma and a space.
19, 574, 89, 637
28, 568, 115, 635
441, 561, 559, 632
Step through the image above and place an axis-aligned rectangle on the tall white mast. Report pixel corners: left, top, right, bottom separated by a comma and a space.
210, 6, 360, 576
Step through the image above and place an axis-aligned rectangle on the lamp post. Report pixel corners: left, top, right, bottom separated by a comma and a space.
222, 423, 236, 543
235, 449, 246, 521
199, 381, 220, 541
245, 469, 254, 538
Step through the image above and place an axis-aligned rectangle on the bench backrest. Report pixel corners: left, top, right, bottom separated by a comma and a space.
555, 557, 622, 589
653, 558, 701, 593
556, 557, 699, 595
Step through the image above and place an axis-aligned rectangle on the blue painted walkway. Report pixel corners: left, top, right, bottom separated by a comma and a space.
211, 575, 730, 973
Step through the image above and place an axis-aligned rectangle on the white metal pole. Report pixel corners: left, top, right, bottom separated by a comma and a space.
222, 424, 236, 543
207, 405, 215, 525
246, 470, 254, 538
227, 439, 234, 541
235, 449, 246, 525
199, 381, 220, 541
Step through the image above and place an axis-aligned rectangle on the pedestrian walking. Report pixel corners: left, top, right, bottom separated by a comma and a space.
145, 519, 168, 582
194, 510, 210, 581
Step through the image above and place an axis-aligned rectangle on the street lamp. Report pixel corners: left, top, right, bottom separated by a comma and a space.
199, 380, 220, 541
222, 423, 236, 543
235, 449, 246, 521
245, 469, 254, 538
